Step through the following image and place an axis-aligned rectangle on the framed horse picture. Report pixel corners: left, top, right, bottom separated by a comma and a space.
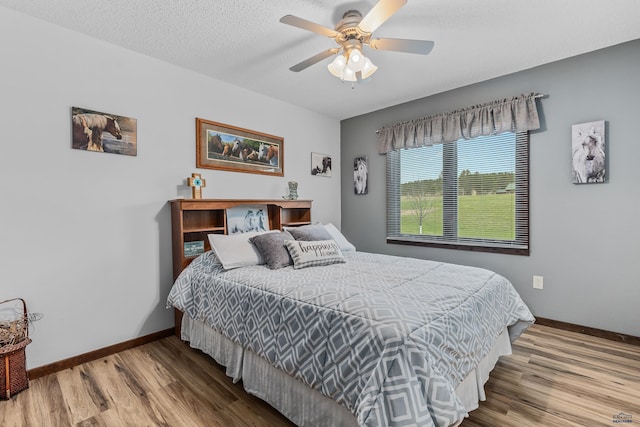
226, 204, 270, 234
196, 118, 284, 177
571, 120, 606, 184
311, 152, 332, 177
354, 155, 368, 194
71, 107, 137, 156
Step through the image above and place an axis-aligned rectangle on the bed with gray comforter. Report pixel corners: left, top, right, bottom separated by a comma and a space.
167, 250, 534, 427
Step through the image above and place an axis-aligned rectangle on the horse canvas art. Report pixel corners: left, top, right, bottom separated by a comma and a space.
72, 107, 137, 156
571, 120, 606, 184
354, 156, 369, 194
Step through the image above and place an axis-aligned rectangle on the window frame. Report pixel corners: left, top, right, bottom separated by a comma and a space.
386, 131, 530, 256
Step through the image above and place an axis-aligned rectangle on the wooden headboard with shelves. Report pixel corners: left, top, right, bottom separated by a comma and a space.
169, 198, 312, 337
169, 199, 312, 280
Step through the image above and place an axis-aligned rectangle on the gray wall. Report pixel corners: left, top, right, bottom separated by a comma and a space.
341, 39, 640, 336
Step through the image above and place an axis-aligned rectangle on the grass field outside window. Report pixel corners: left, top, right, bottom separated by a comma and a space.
387, 131, 528, 254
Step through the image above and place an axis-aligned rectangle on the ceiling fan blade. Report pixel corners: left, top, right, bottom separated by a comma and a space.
357, 0, 407, 34
280, 15, 340, 38
369, 38, 434, 55
289, 48, 340, 72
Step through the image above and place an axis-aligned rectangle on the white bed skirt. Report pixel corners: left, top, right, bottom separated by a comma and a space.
182, 316, 512, 427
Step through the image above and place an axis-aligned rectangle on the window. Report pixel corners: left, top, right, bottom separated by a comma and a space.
386, 131, 529, 255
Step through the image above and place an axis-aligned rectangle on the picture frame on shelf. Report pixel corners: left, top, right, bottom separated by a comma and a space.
183, 241, 205, 258
226, 204, 270, 234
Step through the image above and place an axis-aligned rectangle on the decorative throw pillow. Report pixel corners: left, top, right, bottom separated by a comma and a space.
322, 223, 356, 252
208, 230, 271, 270
284, 239, 345, 269
250, 231, 294, 270
286, 224, 333, 241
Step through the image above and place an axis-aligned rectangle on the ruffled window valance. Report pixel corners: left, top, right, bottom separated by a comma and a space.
377, 93, 543, 154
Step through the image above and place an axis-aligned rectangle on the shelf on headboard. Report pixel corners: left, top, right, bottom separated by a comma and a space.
169, 198, 312, 280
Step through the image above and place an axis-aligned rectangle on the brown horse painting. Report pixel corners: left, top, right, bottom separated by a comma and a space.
208, 133, 224, 154
258, 143, 279, 166
72, 113, 122, 152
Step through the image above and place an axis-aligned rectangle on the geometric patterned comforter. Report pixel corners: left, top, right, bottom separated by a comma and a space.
167, 251, 534, 427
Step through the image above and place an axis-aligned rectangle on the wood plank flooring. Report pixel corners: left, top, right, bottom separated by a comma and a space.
463, 324, 640, 427
1, 324, 639, 426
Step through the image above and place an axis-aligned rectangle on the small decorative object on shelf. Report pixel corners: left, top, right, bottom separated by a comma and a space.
187, 173, 206, 199
0, 298, 31, 399
283, 181, 298, 200
183, 241, 205, 258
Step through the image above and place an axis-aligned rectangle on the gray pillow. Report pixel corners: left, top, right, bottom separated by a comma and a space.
287, 224, 333, 241
284, 239, 345, 269
250, 231, 295, 269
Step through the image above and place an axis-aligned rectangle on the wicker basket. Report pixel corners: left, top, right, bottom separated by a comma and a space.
0, 298, 31, 399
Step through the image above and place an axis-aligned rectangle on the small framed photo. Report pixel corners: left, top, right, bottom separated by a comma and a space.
354, 156, 368, 194
311, 152, 332, 177
571, 120, 605, 184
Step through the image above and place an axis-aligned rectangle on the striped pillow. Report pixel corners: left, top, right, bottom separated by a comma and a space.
284, 239, 345, 269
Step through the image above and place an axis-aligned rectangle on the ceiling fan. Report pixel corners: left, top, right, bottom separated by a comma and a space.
279, 0, 434, 82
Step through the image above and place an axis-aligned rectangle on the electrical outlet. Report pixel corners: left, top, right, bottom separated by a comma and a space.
533, 275, 544, 290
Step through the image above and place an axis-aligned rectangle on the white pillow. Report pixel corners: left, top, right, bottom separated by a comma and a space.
284, 239, 345, 269
322, 223, 356, 252
208, 231, 273, 270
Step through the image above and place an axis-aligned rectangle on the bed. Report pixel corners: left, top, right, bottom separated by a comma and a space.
166, 223, 534, 427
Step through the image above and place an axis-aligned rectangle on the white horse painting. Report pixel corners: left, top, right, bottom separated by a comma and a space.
226, 204, 270, 234
354, 156, 368, 194
571, 120, 605, 184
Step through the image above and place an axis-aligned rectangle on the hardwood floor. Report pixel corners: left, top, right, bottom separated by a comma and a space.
0, 337, 295, 427
463, 324, 640, 427
1, 324, 638, 426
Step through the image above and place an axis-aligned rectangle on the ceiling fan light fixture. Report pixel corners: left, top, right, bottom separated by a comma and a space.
346, 48, 365, 72
328, 54, 347, 77
360, 57, 378, 79
281, 0, 435, 84
349, 48, 363, 64
342, 67, 357, 82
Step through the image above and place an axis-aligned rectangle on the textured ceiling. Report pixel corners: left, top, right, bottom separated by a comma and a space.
2, 0, 640, 119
